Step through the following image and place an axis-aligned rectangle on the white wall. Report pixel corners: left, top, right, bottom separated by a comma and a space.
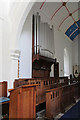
19, 11, 32, 78
54, 27, 73, 77
0, 19, 2, 81
0, 1, 35, 90
64, 48, 69, 76
72, 39, 78, 66
0, 3, 4, 81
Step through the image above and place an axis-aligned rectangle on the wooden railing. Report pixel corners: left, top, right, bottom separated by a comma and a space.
46, 82, 80, 119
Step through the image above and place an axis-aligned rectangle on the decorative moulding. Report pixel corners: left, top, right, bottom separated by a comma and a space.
10, 49, 21, 60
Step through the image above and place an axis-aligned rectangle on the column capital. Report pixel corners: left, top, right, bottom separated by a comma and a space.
10, 49, 21, 60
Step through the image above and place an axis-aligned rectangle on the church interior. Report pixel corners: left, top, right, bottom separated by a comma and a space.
0, 0, 80, 119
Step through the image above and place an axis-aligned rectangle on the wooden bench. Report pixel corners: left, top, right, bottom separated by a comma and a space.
14, 77, 69, 105
0, 81, 9, 118
0, 81, 7, 97
46, 82, 80, 119
9, 84, 37, 119
14, 78, 58, 105
58, 77, 68, 87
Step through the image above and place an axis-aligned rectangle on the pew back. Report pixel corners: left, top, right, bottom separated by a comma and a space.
0, 81, 7, 97
46, 82, 80, 119
14, 77, 68, 105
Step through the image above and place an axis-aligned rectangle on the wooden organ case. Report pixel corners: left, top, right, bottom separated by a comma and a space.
32, 13, 58, 78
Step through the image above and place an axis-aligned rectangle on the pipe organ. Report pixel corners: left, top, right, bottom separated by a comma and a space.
32, 13, 57, 78
33, 13, 54, 58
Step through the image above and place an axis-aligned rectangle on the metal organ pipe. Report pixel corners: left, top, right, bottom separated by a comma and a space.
36, 12, 40, 54
34, 15, 37, 54
50, 25, 55, 58
34, 13, 41, 54
33, 13, 54, 58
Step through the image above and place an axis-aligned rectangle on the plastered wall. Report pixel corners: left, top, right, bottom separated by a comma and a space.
19, 11, 33, 78
54, 26, 73, 77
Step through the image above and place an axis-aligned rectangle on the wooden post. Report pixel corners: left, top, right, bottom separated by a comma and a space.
18, 59, 20, 78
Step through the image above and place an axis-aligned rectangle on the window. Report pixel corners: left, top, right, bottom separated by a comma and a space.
64, 48, 69, 76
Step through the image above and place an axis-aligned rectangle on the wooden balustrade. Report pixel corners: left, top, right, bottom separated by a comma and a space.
46, 82, 80, 119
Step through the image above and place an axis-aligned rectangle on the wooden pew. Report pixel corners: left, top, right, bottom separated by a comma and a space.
0, 81, 7, 97
0, 81, 9, 118
46, 82, 80, 119
69, 78, 79, 84
14, 77, 58, 105
46, 87, 61, 119
9, 84, 37, 119
58, 77, 68, 87
14, 77, 69, 105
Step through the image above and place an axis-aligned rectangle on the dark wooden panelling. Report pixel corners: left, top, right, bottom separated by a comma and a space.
33, 69, 50, 78
32, 54, 56, 78
54, 62, 59, 77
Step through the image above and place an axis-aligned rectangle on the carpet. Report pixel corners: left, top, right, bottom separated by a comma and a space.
59, 101, 80, 120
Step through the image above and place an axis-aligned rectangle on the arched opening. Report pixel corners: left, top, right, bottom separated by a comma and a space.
64, 48, 69, 76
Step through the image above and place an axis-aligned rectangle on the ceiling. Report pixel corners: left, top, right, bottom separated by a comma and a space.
33, 1, 80, 41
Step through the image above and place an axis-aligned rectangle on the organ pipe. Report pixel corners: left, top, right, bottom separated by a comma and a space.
34, 15, 37, 54
33, 12, 54, 58
36, 12, 40, 54
34, 13, 41, 54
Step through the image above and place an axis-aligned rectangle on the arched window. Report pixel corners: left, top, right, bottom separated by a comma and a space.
64, 48, 69, 76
